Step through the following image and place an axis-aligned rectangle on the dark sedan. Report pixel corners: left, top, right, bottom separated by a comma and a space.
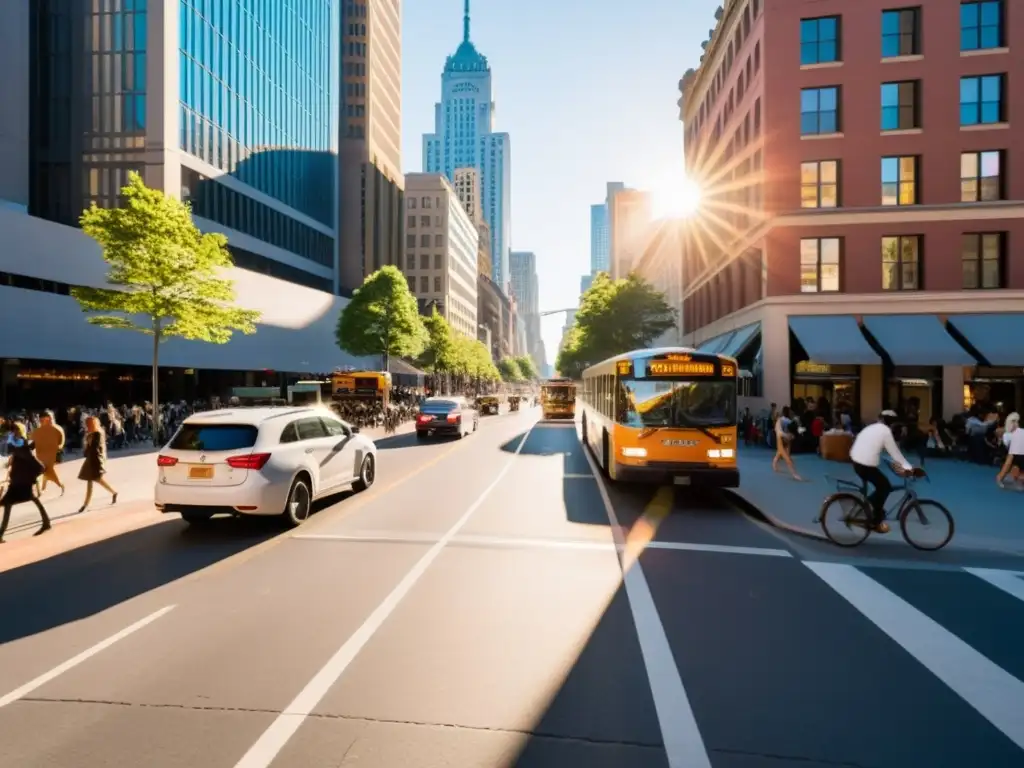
415, 396, 479, 440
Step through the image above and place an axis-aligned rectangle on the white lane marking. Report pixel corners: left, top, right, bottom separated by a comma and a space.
965, 568, 1024, 606
0, 605, 176, 709
454, 534, 613, 551
581, 444, 713, 768
645, 541, 792, 558
563, 473, 595, 479
232, 423, 538, 768
806, 562, 1024, 751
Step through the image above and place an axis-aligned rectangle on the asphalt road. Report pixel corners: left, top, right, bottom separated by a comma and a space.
0, 406, 1023, 767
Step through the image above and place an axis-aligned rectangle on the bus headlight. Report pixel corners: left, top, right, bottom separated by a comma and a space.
621, 447, 647, 458
707, 448, 734, 459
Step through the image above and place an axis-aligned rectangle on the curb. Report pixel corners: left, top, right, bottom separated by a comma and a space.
723, 489, 830, 543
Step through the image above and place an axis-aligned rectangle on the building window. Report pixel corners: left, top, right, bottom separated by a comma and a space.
407, 276, 415, 292
961, 150, 1004, 201
434, 276, 442, 292
962, 233, 1005, 288
800, 16, 840, 65
881, 8, 920, 58
800, 87, 840, 135
961, 1, 1004, 51
800, 160, 839, 208
420, 276, 428, 293
800, 238, 841, 292
960, 75, 1005, 125
407, 215, 415, 227
881, 236, 921, 291
880, 81, 920, 130
406, 254, 414, 270
881, 156, 918, 205
405, 234, 415, 248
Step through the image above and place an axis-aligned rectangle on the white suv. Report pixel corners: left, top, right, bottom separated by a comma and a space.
154, 406, 377, 527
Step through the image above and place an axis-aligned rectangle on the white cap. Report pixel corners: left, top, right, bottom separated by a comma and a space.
881, 409, 898, 417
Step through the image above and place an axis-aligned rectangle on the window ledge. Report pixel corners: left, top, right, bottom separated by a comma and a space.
961, 47, 1009, 57
961, 123, 1009, 132
800, 61, 843, 71
881, 54, 923, 64
801, 132, 844, 141
880, 128, 923, 136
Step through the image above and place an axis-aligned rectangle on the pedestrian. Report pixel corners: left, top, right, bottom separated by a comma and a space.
30, 409, 66, 496
0, 421, 51, 543
772, 405, 804, 481
77, 416, 118, 514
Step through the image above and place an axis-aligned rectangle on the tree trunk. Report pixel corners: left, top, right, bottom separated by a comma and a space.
151, 324, 161, 447
381, 351, 389, 373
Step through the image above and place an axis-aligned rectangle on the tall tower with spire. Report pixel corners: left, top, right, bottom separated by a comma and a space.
422, 0, 512, 295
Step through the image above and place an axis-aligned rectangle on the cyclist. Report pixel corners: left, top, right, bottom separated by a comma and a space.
849, 410, 914, 534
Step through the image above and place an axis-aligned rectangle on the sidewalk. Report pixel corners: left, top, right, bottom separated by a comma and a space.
731, 448, 1024, 556
1, 419, 417, 543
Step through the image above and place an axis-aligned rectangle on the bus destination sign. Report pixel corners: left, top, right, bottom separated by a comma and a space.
649, 360, 715, 376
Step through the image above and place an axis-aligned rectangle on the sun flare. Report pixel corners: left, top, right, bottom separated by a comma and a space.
651, 177, 703, 219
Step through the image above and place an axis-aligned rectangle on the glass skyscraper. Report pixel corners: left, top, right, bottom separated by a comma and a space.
590, 203, 609, 274
422, 1, 511, 294
28, 0, 340, 294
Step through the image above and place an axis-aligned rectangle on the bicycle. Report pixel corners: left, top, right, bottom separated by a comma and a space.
815, 464, 955, 550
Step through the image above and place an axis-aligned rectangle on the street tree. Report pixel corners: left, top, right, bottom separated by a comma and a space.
498, 357, 523, 382
514, 355, 538, 380
556, 272, 676, 376
418, 307, 457, 392
336, 265, 426, 371
73, 171, 260, 444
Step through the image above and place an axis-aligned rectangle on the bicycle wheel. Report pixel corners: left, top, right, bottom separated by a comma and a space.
819, 492, 872, 547
899, 499, 954, 551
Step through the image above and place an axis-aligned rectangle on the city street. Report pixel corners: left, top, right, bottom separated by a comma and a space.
1, 407, 1023, 767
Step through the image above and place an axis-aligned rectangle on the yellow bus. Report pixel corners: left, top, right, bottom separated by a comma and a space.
540, 378, 577, 419
580, 347, 739, 487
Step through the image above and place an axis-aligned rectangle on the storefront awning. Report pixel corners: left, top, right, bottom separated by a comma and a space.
946, 314, 1024, 366
388, 358, 425, 377
789, 316, 880, 365
719, 322, 760, 359
862, 315, 976, 366
696, 330, 735, 354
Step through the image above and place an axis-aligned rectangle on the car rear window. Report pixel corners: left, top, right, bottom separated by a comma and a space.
169, 424, 259, 452
422, 400, 456, 411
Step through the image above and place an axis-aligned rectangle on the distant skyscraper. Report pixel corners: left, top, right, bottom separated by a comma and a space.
590, 182, 624, 275
422, 1, 511, 294
580, 274, 593, 294
339, 0, 405, 294
510, 251, 541, 365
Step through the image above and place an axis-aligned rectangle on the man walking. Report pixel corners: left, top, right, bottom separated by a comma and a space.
31, 410, 65, 495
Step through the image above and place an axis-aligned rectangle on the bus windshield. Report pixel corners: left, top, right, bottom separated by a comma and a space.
542, 386, 574, 403
616, 378, 736, 428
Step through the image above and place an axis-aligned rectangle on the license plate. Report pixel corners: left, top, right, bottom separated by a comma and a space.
189, 466, 214, 479
673, 476, 691, 486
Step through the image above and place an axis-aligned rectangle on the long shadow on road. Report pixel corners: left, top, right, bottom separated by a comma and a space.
0, 516, 282, 646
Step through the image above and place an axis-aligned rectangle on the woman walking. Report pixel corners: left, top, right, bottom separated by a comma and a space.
0, 422, 51, 542
77, 416, 118, 514
772, 405, 804, 481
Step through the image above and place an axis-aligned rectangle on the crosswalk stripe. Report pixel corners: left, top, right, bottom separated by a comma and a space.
964, 568, 1024, 606
806, 562, 1024, 752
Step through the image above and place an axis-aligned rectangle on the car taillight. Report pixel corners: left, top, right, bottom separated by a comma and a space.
157, 454, 178, 467
226, 453, 271, 470
417, 413, 432, 423
446, 412, 460, 423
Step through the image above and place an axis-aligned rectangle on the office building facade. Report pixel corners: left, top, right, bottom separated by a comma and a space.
0, 0, 370, 391
590, 204, 609, 273
510, 250, 543, 366
338, 0, 405, 294
402, 173, 479, 339
608, 187, 652, 279
679, 0, 1024, 420
422, 1, 512, 294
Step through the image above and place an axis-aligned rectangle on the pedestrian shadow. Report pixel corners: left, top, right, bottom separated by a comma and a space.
0, 515, 282, 646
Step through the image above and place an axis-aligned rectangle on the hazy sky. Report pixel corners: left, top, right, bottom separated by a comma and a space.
400, 0, 719, 362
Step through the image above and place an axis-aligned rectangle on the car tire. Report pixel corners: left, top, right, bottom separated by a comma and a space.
352, 454, 375, 492
416, 431, 427, 440
281, 477, 312, 528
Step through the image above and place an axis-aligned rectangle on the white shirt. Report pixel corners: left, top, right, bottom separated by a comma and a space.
850, 422, 912, 470
1008, 428, 1024, 456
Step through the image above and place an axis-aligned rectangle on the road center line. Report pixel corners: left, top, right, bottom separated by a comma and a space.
0, 605, 176, 709
582, 446, 713, 767
232, 421, 538, 768
806, 562, 1024, 751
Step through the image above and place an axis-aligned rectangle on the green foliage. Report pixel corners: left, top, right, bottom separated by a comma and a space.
418, 307, 457, 373
73, 171, 261, 343
463, 338, 501, 381
337, 265, 426, 363
555, 271, 676, 377
513, 355, 538, 380
497, 357, 523, 382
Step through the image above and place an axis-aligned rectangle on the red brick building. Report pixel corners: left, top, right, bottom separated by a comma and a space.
678, 0, 1023, 421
